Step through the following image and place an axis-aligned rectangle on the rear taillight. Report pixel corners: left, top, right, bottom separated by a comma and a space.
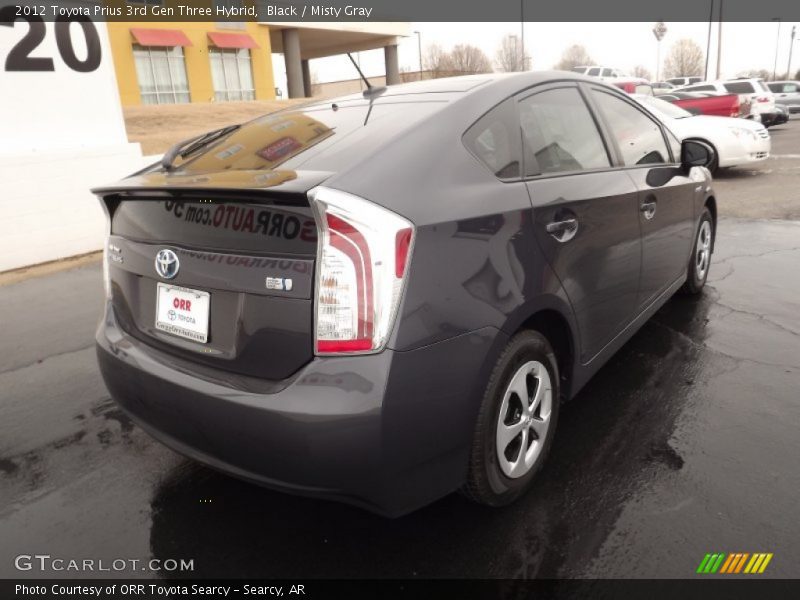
757, 96, 770, 103
309, 187, 414, 355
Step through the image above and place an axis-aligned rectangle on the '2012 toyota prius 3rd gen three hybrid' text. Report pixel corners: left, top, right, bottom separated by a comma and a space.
95, 72, 716, 516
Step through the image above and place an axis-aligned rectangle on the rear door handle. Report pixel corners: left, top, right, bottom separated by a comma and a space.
640, 198, 657, 220
546, 218, 579, 242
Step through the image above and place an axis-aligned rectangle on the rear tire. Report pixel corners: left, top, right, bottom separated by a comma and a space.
462, 330, 560, 507
681, 208, 714, 295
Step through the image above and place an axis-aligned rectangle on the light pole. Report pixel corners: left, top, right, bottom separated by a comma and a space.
652, 21, 667, 81
772, 18, 782, 80
511, 34, 519, 71
704, 0, 714, 80
716, 0, 723, 78
788, 26, 797, 80
413, 30, 422, 80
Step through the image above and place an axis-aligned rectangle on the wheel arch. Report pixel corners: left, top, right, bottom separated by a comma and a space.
501, 302, 578, 402
704, 195, 717, 251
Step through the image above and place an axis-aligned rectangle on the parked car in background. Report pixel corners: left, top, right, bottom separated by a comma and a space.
676, 79, 777, 126
571, 65, 628, 80
658, 92, 746, 118
772, 104, 789, 125
766, 80, 800, 114
93, 72, 718, 516
652, 81, 676, 94
667, 76, 703, 87
635, 94, 770, 173
612, 80, 654, 95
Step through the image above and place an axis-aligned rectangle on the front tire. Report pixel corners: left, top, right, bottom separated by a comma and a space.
463, 330, 560, 507
681, 208, 714, 295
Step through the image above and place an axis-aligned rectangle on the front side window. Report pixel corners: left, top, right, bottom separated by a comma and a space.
209, 48, 255, 102
519, 87, 610, 176
133, 44, 190, 105
602, 68, 613, 77
591, 90, 670, 166
588, 67, 601, 76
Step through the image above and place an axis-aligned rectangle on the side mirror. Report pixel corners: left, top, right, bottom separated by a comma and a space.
681, 139, 714, 170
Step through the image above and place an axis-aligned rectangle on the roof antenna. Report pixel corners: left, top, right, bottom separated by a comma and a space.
347, 52, 387, 98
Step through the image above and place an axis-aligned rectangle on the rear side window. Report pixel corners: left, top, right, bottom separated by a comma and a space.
684, 85, 715, 92
463, 99, 521, 179
724, 81, 755, 94
602, 68, 613, 76
591, 90, 670, 166
588, 67, 601, 76
689, 77, 702, 84
519, 87, 610, 176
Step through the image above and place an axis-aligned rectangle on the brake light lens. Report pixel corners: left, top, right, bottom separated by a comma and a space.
310, 187, 414, 355
757, 96, 770, 103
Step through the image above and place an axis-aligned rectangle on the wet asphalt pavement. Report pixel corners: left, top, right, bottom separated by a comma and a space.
2, 129, 800, 580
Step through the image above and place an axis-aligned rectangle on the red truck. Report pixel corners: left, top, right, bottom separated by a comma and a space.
655, 92, 751, 118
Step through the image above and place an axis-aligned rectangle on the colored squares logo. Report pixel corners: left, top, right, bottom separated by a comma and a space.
697, 552, 773, 574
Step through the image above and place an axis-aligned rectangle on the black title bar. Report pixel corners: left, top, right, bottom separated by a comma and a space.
1, 0, 800, 22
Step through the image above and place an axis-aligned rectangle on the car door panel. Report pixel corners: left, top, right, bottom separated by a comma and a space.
586, 86, 695, 309
526, 173, 641, 363
625, 168, 695, 307
518, 83, 642, 364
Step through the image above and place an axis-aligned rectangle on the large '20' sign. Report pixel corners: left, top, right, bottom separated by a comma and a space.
0, 6, 101, 72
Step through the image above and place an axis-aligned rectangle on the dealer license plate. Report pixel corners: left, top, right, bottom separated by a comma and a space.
155, 283, 210, 343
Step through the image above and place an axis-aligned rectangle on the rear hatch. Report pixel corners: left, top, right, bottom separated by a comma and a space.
94, 96, 448, 380
99, 180, 322, 381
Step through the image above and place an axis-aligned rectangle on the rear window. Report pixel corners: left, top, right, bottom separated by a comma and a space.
179, 101, 444, 174
111, 200, 318, 255
723, 82, 755, 94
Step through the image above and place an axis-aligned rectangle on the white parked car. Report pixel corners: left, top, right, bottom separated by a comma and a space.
666, 76, 703, 87
570, 65, 646, 84
675, 78, 778, 126
635, 95, 770, 172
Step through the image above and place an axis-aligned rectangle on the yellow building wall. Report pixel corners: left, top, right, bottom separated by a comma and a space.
107, 19, 275, 106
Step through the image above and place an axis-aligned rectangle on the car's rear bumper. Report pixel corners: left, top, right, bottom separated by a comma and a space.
96, 303, 503, 516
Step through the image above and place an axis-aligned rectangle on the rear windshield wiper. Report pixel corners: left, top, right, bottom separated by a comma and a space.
161, 124, 242, 171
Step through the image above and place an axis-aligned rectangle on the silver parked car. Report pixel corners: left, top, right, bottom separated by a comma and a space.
767, 81, 800, 114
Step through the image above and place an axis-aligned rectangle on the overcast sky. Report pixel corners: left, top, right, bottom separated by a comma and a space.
271, 21, 800, 92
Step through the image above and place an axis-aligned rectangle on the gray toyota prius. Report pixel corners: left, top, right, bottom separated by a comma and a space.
94, 72, 716, 516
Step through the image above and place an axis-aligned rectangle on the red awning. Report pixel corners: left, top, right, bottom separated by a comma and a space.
207, 32, 260, 49
130, 28, 193, 48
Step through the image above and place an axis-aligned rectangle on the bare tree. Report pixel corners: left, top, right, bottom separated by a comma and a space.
554, 44, 593, 71
449, 44, 493, 74
632, 65, 652, 80
495, 34, 531, 72
663, 39, 705, 78
423, 43, 454, 79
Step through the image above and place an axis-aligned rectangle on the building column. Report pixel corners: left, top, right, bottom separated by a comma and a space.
384, 44, 400, 85
301, 59, 312, 97
282, 28, 305, 98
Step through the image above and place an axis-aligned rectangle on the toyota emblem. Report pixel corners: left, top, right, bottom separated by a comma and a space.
155, 249, 180, 280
